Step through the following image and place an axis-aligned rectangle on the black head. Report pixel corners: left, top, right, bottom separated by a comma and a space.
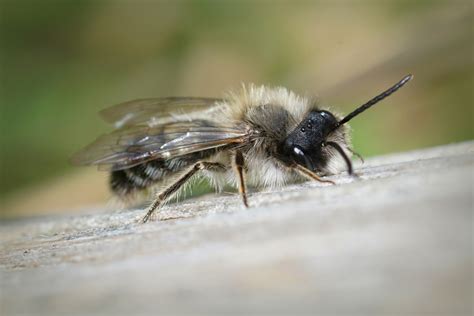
279, 74, 413, 174
280, 110, 339, 171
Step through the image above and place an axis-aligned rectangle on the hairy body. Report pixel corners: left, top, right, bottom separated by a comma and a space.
72, 75, 412, 222
109, 85, 351, 199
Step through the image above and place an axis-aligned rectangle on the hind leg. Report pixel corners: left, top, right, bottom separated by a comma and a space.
142, 161, 226, 223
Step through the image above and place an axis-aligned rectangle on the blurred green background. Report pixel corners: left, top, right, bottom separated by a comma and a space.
0, 0, 472, 216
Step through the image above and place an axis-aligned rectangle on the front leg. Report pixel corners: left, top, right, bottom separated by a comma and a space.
233, 150, 249, 207
292, 164, 335, 185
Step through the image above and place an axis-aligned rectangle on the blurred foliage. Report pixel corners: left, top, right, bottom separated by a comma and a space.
0, 0, 472, 202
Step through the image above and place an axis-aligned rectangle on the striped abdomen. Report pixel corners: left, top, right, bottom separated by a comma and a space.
110, 149, 218, 196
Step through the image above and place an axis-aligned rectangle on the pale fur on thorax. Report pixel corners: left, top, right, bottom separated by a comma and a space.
219, 84, 311, 188
216, 83, 312, 126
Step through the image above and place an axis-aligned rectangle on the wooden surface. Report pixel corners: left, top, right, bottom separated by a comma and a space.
1, 142, 473, 315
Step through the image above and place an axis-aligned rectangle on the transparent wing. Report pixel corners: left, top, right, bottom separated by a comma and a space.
71, 120, 248, 171
100, 97, 223, 128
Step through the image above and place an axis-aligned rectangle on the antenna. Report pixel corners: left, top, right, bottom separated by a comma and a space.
337, 74, 413, 126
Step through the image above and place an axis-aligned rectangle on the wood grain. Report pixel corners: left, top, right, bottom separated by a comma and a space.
1, 142, 472, 315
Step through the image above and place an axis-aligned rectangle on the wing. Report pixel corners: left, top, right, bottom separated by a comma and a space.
99, 97, 223, 128
71, 120, 249, 171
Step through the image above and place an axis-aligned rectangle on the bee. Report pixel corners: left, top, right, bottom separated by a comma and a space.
72, 74, 413, 223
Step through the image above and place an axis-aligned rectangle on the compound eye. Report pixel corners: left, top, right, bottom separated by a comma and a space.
293, 146, 304, 156
292, 145, 315, 170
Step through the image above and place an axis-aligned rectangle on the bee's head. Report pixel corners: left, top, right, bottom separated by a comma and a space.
280, 74, 413, 174
281, 110, 344, 172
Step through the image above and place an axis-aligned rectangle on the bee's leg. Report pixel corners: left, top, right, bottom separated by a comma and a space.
233, 150, 249, 208
348, 148, 364, 163
292, 164, 335, 185
345, 148, 363, 178
142, 161, 226, 223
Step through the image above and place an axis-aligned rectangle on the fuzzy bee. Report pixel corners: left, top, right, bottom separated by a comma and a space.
72, 74, 413, 222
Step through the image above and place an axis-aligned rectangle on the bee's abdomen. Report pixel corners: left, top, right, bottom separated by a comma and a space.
110, 159, 169, 196
109, 149, 218, 196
